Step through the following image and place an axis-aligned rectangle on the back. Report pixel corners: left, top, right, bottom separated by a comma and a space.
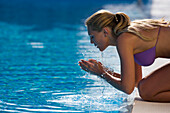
155, 26, 170, 58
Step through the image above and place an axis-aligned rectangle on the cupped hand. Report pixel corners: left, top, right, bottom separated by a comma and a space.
78, 59, 105, 75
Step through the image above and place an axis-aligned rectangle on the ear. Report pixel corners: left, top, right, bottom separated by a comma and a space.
103, 27, 109, 37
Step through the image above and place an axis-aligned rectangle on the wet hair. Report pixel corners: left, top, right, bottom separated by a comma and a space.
85, 9, 170, 41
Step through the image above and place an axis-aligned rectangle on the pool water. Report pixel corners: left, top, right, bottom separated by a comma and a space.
0, 0, 150, 112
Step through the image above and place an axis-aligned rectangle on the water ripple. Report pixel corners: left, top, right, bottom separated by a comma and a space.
0, 100, 83, 113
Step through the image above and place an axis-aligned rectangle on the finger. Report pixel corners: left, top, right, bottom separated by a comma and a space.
98, 61, 103, 65
97, 62, 104, 69
82, 60, 95, 67
79, 61, 88, 68
80, 60, 99, 73
89, 59, 97, 64
81, 60, 89, 65
79, 61, 93, 72
79, 63, 90, 72
78, 61, 82, 65
88, 59, 96, 62
81, 66, 90, 72
80, 60, 89, 67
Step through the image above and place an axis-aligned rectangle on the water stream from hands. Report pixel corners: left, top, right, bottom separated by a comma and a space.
100, 52, 106, 95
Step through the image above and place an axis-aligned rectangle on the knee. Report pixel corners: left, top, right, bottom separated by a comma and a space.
138, 79, 154, 101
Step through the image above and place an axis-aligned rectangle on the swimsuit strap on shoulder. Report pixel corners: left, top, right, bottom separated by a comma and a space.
155, 26, 161, 46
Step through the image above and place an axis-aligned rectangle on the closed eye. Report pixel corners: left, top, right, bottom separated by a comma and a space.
89, 35, 94, 40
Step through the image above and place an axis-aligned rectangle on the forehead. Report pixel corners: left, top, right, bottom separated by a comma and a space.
87, 26, 96, 36
87, 26, 92, 35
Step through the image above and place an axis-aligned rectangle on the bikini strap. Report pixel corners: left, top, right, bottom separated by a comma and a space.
155, 26, 161, 46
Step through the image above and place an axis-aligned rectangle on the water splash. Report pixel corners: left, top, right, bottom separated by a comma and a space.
48, 87, 133, 112
101, 51, 104, 63
100, 52, 106, 95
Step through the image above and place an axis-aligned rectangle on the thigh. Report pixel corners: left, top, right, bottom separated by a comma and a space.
138, 63, 170, 97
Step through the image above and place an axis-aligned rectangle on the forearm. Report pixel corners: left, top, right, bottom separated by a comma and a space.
107, 71, 121, 78
101, 71, 135, 94
104, 67, 121, 78
101, 71, 123, 93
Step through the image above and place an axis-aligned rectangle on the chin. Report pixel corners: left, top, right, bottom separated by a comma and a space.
99, 47, 106, 52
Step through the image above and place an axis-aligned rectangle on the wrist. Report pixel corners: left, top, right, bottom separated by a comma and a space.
100, 71, 107, 78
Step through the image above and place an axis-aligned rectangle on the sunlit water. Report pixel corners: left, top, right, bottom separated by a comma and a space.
0, 0, 150, 112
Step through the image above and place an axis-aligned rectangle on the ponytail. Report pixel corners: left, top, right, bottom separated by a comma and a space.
114, 12, 130, 36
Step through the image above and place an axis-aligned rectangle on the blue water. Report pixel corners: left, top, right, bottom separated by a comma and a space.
0, 0, 150, 112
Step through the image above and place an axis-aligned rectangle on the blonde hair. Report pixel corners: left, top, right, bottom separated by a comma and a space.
128, 19, 170, 41
85, 9, 170, 41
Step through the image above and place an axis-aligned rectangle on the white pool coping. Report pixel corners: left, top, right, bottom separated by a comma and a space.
132, 91, 170, 113
132, 58, 170, 113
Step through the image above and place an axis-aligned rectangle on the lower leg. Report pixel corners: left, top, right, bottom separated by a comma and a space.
138, 63, 170, 102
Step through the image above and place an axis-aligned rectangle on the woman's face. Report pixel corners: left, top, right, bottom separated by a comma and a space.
88, 27, 109, 52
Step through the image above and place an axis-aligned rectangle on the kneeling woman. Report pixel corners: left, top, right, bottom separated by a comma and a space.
78, 10, 170, 102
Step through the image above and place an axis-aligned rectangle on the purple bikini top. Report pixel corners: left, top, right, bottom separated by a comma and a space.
134, 27, 161, 66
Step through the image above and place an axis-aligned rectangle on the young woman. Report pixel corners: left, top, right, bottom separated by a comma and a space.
78, 10, 170, 102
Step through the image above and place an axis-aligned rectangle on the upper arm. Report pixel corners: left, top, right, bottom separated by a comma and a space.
116, 34, 136, 94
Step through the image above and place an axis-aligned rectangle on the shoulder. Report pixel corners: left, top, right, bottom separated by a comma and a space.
116, 32, 138, 50
116, 33, 137, 61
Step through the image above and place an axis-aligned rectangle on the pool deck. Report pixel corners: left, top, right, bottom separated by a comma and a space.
132, 58, 170, 113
